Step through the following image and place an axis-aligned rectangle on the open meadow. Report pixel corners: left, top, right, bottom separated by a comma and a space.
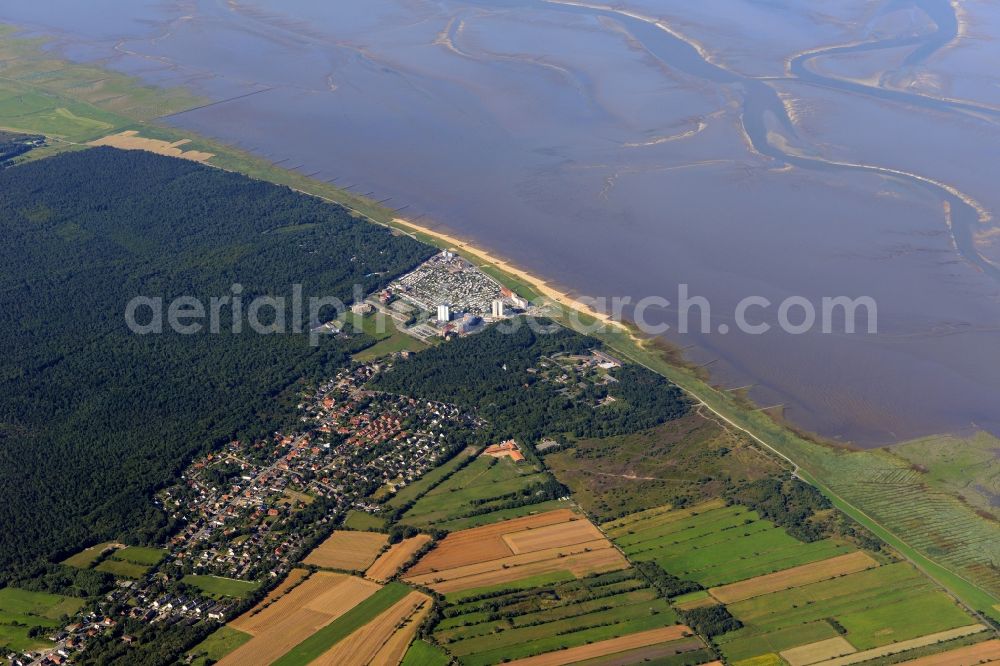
183, 575, 260, 599
545, 415, 783, 521
401, 455, 557, 529
0, 587, 85, 653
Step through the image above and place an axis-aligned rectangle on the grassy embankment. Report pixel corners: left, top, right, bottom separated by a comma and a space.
3, 22, 997, 622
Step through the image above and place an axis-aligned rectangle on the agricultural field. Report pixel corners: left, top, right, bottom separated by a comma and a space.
431, 568, 706, 666
609, 502, 989, 666
303, 530, 389, 571
607, 501, 856, 587
401, 455, 558, 529
0, 587, 85, 653
404, 509, 628, 597
303, 587, 431, 665
545, 415, 783, 521
183, 575, 261, 599
895, 638, 1000, 665
367, 534, 433, 582
222, 572, 383, 665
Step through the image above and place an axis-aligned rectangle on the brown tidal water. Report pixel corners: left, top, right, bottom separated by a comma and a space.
4, 0, 999, 446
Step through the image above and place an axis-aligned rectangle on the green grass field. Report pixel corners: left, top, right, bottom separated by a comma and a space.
428, 499, 570, 532
343, 509, 387, 531
0, 587, 84, 623
60, 541, 118, 568
433, 569, 687, 666
401, 639, 451, 666
402, 456, 551, 528
187, 626, 253, 666
272, 582, 411, 666
613, 503, 853, 587
113, 545, 167, 566
386, 447, 477, 510
96, 558, 150, 579
0, 623, 51, 653
183, 575, 260, 599
352, 316, 427, 361
444, 571, 577, 603
717, 562, 977, 661
0, 587, 85, 652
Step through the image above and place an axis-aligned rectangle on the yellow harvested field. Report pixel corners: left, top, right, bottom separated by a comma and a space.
503, 519, 604, 554
897, 638, 1000, 665
780, 637, 855, 666
427, 548, 628, 594
249, 568, 310, 609
811, 624, 987, 666
303, 530, 388, 571
406, 509, 581, 575
710, 551, 879, 604
504, 625, 694, 665
406, 539, 614, 587
311, 590, 431, 666
88, 131, 214, 162
221, 573, 380, 666
366, 534, 432, 582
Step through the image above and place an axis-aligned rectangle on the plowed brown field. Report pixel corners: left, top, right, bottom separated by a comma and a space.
406, 539, 613, 587
406, 509, 580, 575
503, 519, 604, 554
404, 510, 627, 593
897, 638, 1000, 665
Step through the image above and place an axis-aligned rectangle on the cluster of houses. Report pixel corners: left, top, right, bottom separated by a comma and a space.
8, 616, 117, 666
22, 359, 482, 665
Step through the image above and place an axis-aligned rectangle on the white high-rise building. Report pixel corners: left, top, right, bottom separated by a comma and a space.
491, 299, 506, 318
437, 304, 452, 322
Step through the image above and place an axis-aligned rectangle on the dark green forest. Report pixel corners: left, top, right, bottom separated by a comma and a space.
0, 147, 434, 577
371, 321, 690, 446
